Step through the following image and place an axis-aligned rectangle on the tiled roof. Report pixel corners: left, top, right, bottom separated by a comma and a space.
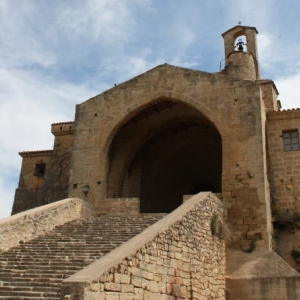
51, 121, 74, 125
19, 150, 53, 156
270, 108, 300, 113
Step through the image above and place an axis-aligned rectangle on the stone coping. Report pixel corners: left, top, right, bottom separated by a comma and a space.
63, 192, 214, 284
0, 198, 93, 252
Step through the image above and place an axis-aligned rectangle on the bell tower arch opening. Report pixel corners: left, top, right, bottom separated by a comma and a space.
106, 98, 222, 213
235, 35, 247, 52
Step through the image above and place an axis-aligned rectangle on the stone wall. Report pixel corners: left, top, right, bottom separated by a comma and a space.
267, 107, 300, 269
12, 122, 74, 215
260, 81, 279, 112
226, 277, 300, 300
267, 110, 300, 270
267, 110, 300, 214
99, 198, 140, 216
61, 192, 226, 300
12, 150, 53, 214
0, 198, 93, 252
69, 63, 271, 251
226, 250, 300, 299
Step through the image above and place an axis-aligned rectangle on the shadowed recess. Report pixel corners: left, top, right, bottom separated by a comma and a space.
107, 99, 222, 213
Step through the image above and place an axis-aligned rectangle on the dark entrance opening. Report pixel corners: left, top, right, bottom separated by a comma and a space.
107, 99, 222, 213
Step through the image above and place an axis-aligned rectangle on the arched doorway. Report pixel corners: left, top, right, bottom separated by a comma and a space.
107, 98, 222, 213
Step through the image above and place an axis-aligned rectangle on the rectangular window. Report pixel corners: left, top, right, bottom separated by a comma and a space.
34, 163, 46, 177
283, 130, 299, 151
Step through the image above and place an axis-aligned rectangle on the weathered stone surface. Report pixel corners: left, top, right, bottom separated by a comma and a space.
61, 193, 226, 300
0, 213, 162, 299
9, 24, 300, 299
0, 198, 93, 251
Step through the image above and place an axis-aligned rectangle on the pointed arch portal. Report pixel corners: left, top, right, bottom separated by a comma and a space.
107, 98, 222, 213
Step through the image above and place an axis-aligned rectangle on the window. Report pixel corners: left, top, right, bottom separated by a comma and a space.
283, 130, 299, 151
34, 162, 46, 177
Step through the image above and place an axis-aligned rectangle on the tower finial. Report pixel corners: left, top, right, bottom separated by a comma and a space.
238, 21, 242, 25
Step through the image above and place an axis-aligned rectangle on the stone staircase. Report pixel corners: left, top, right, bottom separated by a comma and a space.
0, 215, 164, 300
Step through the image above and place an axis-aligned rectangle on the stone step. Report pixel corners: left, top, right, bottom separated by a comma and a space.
2, 263, 87, 269
0, 277, 62, 285
0, 286, 59, 293
2, 281, 61, 288
0, 297, 58, 300
0, 215, 163, 298
0, 290, 58, 297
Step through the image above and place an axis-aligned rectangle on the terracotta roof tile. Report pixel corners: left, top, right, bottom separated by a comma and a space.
19, 150, 53, 156
270, 108, 300, 113
51, 121, 74, 125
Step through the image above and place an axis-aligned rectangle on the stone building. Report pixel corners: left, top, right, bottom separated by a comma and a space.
9, 24, 300, 298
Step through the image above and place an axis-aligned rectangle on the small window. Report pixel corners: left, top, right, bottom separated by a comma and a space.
34, 163, 46, 177
283, 130, 299, 151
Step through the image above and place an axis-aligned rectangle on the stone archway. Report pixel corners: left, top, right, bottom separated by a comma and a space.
106, 98, 222, 213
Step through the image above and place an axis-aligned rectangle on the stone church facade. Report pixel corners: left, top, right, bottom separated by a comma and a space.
12, 25, 300, 288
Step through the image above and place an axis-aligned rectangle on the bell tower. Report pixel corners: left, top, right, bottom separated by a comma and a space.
222, 25, 260, 80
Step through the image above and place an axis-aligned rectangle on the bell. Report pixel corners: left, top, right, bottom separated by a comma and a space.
236, 39, 245, 51
238, 43, 244, 51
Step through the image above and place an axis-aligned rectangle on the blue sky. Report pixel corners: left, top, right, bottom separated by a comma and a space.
1, 0, 300, 219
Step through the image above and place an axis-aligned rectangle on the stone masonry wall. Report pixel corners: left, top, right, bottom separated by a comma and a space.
226, 277, 300, 300
13, 122, 74, 215
267, 110, 300, 214
69, 64, 271, 251
0, 198, 93, 252
267, 110, 300, 268
12, 150, 53, 214
260, 82, 278, 112
61, 193, 226, 300
99, 198, 140, 216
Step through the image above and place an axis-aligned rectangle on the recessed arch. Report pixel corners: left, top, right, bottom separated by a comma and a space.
102, 93, 225, 158
108, 113, 216, 196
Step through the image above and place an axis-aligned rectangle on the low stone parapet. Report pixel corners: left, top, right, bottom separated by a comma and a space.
226, 250, 300, 299
0, 198, 93, 252
226, 277, 300, 300
61, 192, 226, 300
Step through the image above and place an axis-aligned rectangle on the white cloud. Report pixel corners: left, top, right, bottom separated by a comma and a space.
0, 2, 57, 69
0, 177, 15, 220
0, 0, 153, 219
58, 1, 136, 43
0, 67, 102, 219
1, 0, 300, 220
275, 72, 300, 109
